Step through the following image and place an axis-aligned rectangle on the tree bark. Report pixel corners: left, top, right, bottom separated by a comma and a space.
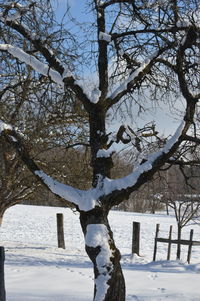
0, 207, 6, 227
0, 217, 2, 227
80, 208, 125, 301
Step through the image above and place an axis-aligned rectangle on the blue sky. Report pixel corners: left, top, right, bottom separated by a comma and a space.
53, 0, 90, 23
51, 0, 184, 138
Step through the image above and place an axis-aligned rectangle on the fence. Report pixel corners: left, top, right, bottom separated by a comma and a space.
132, 222, 140, 256
0, 246, 6, 301
153, 224, 200, 263
57, 213, 65, 249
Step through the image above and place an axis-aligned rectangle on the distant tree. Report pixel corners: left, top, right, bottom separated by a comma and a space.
0, 3, 88, 223
0, 1, 200, 300
160, 164, 200, 259
165, 196, 200, 259
0, 74, 89, 223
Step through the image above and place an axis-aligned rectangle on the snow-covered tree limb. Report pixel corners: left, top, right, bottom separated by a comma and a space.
0, 115, 192, 212
0, 43, 65, 85
106, 43, 175, 107
0, 13, 94, 107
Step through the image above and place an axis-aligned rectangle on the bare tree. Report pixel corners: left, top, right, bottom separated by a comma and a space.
165, 196, 200, 259
0, 1, 200, 300
160, 164, 200, 259
0, 77, 88, 223
0, 3, 88, 223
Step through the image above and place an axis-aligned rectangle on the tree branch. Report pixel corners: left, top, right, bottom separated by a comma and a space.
176, 26, 199, 103
95, 1, 109, 100
106, 42, 175, 108
0, 16, 93, 108
111, 26, 188, 40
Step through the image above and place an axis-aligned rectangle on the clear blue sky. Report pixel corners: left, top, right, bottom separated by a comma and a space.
52, 0, 90, 23
51, 0, 184, 138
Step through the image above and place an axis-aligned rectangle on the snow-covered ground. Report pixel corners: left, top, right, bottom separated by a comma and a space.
1, 205, 200, 301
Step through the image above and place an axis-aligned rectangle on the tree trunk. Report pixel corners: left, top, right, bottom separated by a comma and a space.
80, 208, 125, 301
0, 208, 5, 227
0, 216, 3, 227
0, 202, 17, 227
0, 203, 9, 227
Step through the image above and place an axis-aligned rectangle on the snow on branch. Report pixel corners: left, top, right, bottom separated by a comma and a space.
35, 171, 99, 211
99, 31, 111, 43
101, 121, 185, 196
0, 120, 12, 133
0, 2, 31, 21
0, 43, 65, 86
108, 51, 158, 100
85, 224, 113, 301
0, 118, 187, 212
0, 121, 99, 211
0, 43, 95, 104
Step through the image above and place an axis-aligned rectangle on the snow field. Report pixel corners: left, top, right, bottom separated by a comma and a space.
1, 205, 200, 300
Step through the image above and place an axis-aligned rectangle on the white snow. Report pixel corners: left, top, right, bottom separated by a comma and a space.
85, 224, 113, 301
1, 204, 200, 300
176, 20, 190, 28
99, 32, 111, 43
34, 170, 99, 211
91, 88, 101, 104
0, 44, 64, 87
74, 79, 96, 103
33, 120, 185, 211
162, 120, 184, 152
2, 11, 21, 22
101, 120, 185, 195
96, 148, 114, 158
108, 51, 158, 100
0, 120, 12, 132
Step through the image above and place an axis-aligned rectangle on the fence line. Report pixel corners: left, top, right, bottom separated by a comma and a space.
153, 224, 200, 263
132, 222, 140, 256
57, 213, 65, 249
0, 246, 6, 301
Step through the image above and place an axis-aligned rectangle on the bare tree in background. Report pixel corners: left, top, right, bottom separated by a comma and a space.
0, 1, 200, 300
0, 6, 89, 223
161, 164, 200, 259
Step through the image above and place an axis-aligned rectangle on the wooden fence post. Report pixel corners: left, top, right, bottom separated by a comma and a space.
167, 225, 173, 260
57, 213, 65, 249
132, 222, 140, 256
0, 246, 6, 301
153, 223, 160, 261
187, 229, 193, 264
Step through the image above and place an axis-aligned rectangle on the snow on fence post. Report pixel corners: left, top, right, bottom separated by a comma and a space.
132, 222, 140, 256
187, 229, 194, 264
56, 213, 65, 249
167, 225, 173, 260
153, 223, 160, 261
0, 246, 6, 301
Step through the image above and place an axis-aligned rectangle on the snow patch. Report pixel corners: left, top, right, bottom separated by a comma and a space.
102, 120, 185, 195
0, 120, 12, 133
0, 44, 64, 86
2, 205, 200, 300
99, 32, 111, 43
96, 148, 114, 158
35, 170, 99, 211
91, 88, 101, 104
85, 224, 113, 301
108, 51, 158, 99
176, 20, 190, 28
